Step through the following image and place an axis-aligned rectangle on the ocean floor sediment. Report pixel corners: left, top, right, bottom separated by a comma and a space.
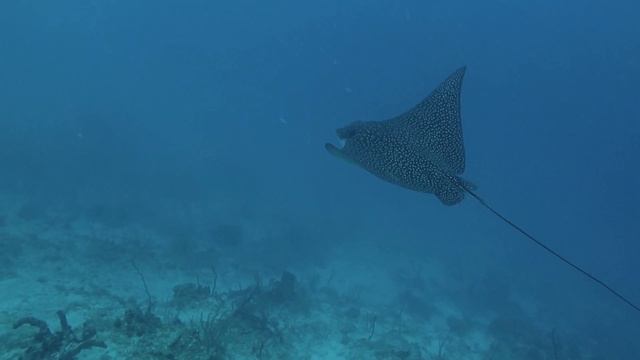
0, 197, 595, 359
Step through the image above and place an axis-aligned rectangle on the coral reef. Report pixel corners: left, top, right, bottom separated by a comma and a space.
114, 303, 162, 337
12, 310, 106, 360
116, 271, 307, 359
172, 282, 212, 309
0, 210, 601, 360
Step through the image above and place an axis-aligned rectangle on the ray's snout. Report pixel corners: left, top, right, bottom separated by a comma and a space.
325, 143, 344, 159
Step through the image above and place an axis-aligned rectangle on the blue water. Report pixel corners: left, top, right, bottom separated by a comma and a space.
1, 1, 638, 359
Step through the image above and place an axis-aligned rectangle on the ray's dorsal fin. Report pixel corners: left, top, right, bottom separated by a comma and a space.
393, 67, 466, 174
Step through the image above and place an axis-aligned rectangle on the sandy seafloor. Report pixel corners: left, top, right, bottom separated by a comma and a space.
0, 193, 599, 360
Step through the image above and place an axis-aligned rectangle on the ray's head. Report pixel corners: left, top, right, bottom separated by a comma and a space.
325, 120, 382, 164
325, 67, 470, 205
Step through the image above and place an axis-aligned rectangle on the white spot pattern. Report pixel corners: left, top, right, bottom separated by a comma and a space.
333, 67, 469, 205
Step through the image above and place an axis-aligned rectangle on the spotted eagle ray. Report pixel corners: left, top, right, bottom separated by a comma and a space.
326, 67, 640, 313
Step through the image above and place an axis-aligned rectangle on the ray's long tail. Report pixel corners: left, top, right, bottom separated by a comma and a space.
459, 183, 640, 314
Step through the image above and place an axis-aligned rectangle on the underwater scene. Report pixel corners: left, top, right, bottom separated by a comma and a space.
1, 1, 639, 359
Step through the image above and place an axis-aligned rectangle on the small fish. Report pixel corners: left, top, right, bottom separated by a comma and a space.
326, 67, 640, 314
